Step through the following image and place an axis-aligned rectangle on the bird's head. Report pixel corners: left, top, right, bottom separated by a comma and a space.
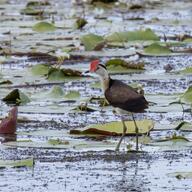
89, 60, 108, 78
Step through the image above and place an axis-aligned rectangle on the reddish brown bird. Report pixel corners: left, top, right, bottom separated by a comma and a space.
88, 60, 148, 151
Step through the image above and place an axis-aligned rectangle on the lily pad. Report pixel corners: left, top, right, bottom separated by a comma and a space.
20, 7, 43, 15
3, 140, 117, 151
105, 59, 145, 73
64, 91, 81, 100
49, 85, 64, 98
180, 86, 192, 104
73, 104, 97, 112
106, 59, 144, 69
168, 172, 192, 179
31, 64, 49, 76
70, 119, 154, 136
47, 67, 82, 81
143, 43, 172, 55
74, 18, 87, 29
32, 22, 56, 33
106, 29, 159, 42
148, 135, 192, 149
0, 80, 12, 85
48, 139, 69, 145
80, 34, 105, 51
26, 1, 50, 7
179, 67, 192, 74
0, 158, 34, 168
2, 89, 30, 105
175, 121, 192, 131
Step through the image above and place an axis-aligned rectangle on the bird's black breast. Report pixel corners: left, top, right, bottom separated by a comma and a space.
105, 79, 148, 113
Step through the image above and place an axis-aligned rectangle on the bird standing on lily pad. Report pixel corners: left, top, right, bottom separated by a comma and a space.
86, 60, 148, 151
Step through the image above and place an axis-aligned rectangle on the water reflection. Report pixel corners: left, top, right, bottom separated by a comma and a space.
111, 154, 150, 192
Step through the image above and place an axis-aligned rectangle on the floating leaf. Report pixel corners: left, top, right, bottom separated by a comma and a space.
148, 134, 192, 149
0, 107, 18, 134
175, 121, 192, 131
26, 1, 50, 7
89, 97, 109, 107
80, 34, 105, 51
74, 18, 87, 29
90, 81, 101, 89
31, 64, 49, 76
106, 29, 159, 42
47, 67, 82, 81
184, 38, 192, 42
48, 139, 69, 145
106, 59, 145, 71
168, 172, 192, 179
64, 91, 80, 100
0, 80, 12, 85
180, 86, 192, 104
143, 43, 172, 55
3, 140, 117, 150
70, 119, 154, 136
48, 85, 64, 98
0, 158, 34, 168
73, 104, 97, 112
32, 22, 56, 33
155, 134, 190, 142
2, 89, 30, 105
179, 67, 192, 74
20, 7, 43, 15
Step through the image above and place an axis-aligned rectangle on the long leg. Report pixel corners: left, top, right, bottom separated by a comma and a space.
115, 117, 127, 151
131, 113, 139, 152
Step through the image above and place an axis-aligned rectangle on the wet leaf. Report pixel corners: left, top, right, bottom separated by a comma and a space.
80, 34, 105, 51
179, 67, 192, 74
0, 158, 34, 168
26, 1, 50, 7
90, 81, 101, 89
20, 7, 43, 15
32, 22, 56, 33
175, 121, 192, 131
89, 97, 109, 107
48, 139, 69, 145
148, 134, 192, 149
64, 91, 81, 100
73, 104, 97, 112
31, 64, 49, 76
180, 86, 192, 104
184, 38, 192, 43
105, 59, 145, 72
168, 172, 192, 179
0, 107, 18, 134
74, 18, 87, 29
2, 89, 30, 105
106, 29, 159, 42
143, 43, 172, 55
47, 67, 82, 81
0, 80, 12, 85
155, 134, 190, 142
70, 119, 154, 136
49, 85, 64, 98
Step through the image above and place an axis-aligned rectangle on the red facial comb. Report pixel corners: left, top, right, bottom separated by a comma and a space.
90, 60, 100, 72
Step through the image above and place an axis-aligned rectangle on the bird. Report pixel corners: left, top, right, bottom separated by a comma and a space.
87, 59, 148, 151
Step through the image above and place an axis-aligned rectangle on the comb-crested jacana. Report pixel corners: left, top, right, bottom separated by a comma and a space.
88, 60, 148, 151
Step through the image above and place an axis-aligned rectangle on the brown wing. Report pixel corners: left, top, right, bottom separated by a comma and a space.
105, 79, 148, 113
